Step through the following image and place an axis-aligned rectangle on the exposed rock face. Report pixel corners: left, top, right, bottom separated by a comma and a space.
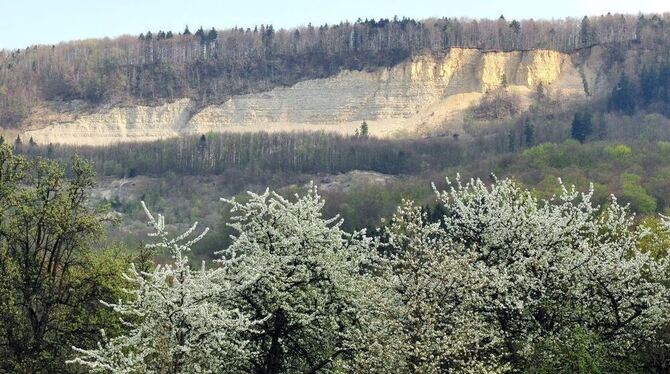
23, 48, 589, 145
24, 99, 194, 146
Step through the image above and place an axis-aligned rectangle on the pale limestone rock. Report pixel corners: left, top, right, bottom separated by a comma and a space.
23, 48, 589, 145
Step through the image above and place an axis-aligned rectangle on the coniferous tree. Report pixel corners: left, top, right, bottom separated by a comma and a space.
571, 111, 593, 143
523, 117, 535, 146
13, 135, 22, 152
608, 74, 637, 115
580, 16, 593, 47
195, 27, 205, 42
359, 121, 369, 139
207, 27, 218, 42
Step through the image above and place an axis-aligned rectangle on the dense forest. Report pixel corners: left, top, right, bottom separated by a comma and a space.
1, 143, 670, 373
3, 11, 670, 373
2, 13, 670, 127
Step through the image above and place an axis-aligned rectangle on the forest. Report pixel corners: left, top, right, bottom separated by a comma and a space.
1, 142, 670, 373
2, 13, 670, 127
2, 84, 670, 372
3, 10, 670, 373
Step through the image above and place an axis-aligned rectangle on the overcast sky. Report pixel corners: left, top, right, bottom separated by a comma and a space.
1, 0, 668, 49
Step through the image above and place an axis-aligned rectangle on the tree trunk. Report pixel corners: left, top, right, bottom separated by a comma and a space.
265, 309, 285, 374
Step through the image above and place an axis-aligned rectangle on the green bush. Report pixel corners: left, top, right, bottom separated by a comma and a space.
525, 327, 639, 374
621, 173, 657, 213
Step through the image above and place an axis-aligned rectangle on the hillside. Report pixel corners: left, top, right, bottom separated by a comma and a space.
22, 48, 589, 144
2, 14, 670, 144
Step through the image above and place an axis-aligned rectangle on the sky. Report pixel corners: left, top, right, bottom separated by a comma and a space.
1, 0, 668, 49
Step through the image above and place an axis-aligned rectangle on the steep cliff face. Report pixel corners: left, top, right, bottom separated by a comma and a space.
22, 48, 590, 145
23, 99, 194, 146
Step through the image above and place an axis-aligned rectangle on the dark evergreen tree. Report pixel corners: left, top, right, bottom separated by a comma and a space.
198, 134, 208, 153
183, 25, 191, 35
640, 66, 658, 105
510, 20, 521, 34
360, 121, 369, 139
207, 28, 218, 42
580, 16, 592, 47
523, 118, 535, 147
571, 111, 593, 143
195, 27, 206, 43
508, 130, 516, 152
608, 74, 636, 115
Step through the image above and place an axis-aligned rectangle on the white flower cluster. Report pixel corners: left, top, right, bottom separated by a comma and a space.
218, 184, 373, 372
68, 203, 260, 373
374, 176, 669, 372
69, 177, 670, 373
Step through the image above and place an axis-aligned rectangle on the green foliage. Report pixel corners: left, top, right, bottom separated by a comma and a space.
0, 144, 129, 373
525, 327, 637, 374
571, 111, 593, 143
639, 217, 670, 259
524, 117, 535, 146
620, 173, 657, 214
608, 75, 637, 115
359, 121, 369, 139
604, 144, 632, 159
460, 140, 670, 214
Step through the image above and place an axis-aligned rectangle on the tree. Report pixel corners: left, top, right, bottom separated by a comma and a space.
380, 200, 502, 372
523, 117, 535, 146
41, 175, 670, 372
359, 121, 369, 139
219, 186, 372, 373
183, 25, 191, 35
70, 202, 261, 373
197, 133, 207, 152
571, 111, 593, 143
428, 176, 668, 366
207, 27, 218, 42
608, 75, 637, 115
509, 20, 521, 34
195, 27, 205, 43
580, 16, 593, 47
0, 144, 124, 373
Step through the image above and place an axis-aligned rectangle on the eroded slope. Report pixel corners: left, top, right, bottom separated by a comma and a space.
23, 48, 591, 145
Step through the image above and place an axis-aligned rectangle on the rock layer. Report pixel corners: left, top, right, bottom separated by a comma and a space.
23, 48, 589, 145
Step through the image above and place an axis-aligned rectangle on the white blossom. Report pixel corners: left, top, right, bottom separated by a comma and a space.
218, 184, 374, 373
68, 203, 261, 373
69, 177, 670, 373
